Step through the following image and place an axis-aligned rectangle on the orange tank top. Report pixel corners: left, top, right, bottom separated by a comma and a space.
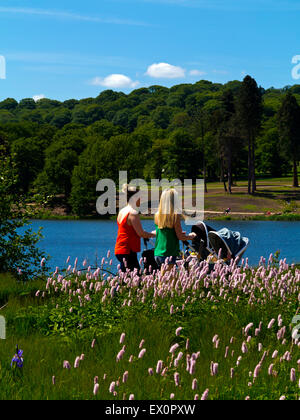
115, 211, 141, 255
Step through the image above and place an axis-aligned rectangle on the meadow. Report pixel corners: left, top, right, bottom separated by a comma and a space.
0, 253, 299, 401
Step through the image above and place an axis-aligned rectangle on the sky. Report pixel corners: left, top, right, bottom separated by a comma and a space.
0, 0, 300, 101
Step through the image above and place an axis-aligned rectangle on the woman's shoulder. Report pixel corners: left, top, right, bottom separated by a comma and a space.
128, 206, 139, 217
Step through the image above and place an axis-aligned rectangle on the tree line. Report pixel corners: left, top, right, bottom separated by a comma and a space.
0, 75, 300, 216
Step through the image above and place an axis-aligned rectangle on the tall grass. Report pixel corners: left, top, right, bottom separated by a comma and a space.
0, 256, 299, 401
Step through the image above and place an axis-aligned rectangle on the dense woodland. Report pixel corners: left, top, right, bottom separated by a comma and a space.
0, 75, 300, 216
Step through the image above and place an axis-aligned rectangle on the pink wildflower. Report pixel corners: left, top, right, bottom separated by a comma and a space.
138, 349, 146, 359
74, 357, 80, 368
267, 319, 275, 329
169, 343, 179, 354
63, 360, 71, 369
93, 383, 100, 396
109, 382, 115, 393
242, 342, 248, 354
290, 368, 296, 382
176, 327, 183, 336
156, 360, 163, 374
201, 389, 209, 400
123, 371, 129, 383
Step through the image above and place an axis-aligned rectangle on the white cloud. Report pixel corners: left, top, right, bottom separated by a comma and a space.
146, 63, 185, 79
189, 69, 207, 77
0, 7, 149, 26
90, 74, 139, 89
33, 94, 45, 102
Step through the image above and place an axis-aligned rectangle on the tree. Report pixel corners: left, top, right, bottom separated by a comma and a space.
0, 146, 47, 280
18, 98, 36, 111
151, 106, 174, 129
189, 107, 209, 192
277, 92, 300, 187
49, 108, 72, 128
70, 133, 147, 215
236, 76, 262, 194
166, 129, 200, 180
0, 98, 18, 111
11, 137, 45, 193
217, 89, 242, 193
0, 110, 17, 123
36, 133, 86, 200
256, 127, 290, 177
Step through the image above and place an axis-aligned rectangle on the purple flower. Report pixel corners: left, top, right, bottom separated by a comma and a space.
63, 360, 71, 369
11, 346, 24, 368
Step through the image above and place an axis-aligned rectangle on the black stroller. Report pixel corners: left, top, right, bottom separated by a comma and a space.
185, 221, 249, 265
142, 239, 158, 273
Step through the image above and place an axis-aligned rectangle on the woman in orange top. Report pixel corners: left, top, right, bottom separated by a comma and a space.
115, 185, 155, 272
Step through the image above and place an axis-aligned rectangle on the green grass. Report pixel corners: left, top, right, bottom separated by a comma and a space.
0, 266, 299, 400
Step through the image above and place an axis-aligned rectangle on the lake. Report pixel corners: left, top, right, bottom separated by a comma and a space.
27, 219, 300, 272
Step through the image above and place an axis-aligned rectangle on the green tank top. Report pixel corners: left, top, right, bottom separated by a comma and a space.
154, 224, 180, 257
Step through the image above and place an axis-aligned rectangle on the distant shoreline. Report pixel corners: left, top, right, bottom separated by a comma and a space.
29, 210, 300, 222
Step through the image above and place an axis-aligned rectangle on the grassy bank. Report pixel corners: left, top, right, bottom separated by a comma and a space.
29, 176, 300, 222
0, 256, 299, 400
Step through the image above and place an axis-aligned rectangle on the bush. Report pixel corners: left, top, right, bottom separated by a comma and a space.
0, 148, 48, 280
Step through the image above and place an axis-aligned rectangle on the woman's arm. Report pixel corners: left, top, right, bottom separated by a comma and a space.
174, 215, 196, 242
129, 214, 156, 239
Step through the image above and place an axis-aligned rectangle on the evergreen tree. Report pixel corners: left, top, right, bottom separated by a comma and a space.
277, 92, 300, 187
236, 76, 262, 194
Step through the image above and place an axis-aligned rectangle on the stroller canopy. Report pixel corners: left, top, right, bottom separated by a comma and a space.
208, 228, 249, 259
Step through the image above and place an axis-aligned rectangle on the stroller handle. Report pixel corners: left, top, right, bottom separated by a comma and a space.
144, 238, 155, 249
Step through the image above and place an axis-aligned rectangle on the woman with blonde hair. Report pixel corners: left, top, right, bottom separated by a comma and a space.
154, 188, 196, 269
115, 184, 155, 272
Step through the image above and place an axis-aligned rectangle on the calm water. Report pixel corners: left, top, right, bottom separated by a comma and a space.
26, 219, 300, 272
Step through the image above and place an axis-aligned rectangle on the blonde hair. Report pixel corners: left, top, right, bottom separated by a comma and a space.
155, 188, 180, 229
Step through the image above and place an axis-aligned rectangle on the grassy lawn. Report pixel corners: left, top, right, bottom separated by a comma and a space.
200, 176, 300, 218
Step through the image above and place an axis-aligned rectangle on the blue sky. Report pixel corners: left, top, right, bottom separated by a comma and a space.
0, 0, 300, 101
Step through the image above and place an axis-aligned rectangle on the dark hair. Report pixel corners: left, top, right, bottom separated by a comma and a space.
122, 184, 140, 203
